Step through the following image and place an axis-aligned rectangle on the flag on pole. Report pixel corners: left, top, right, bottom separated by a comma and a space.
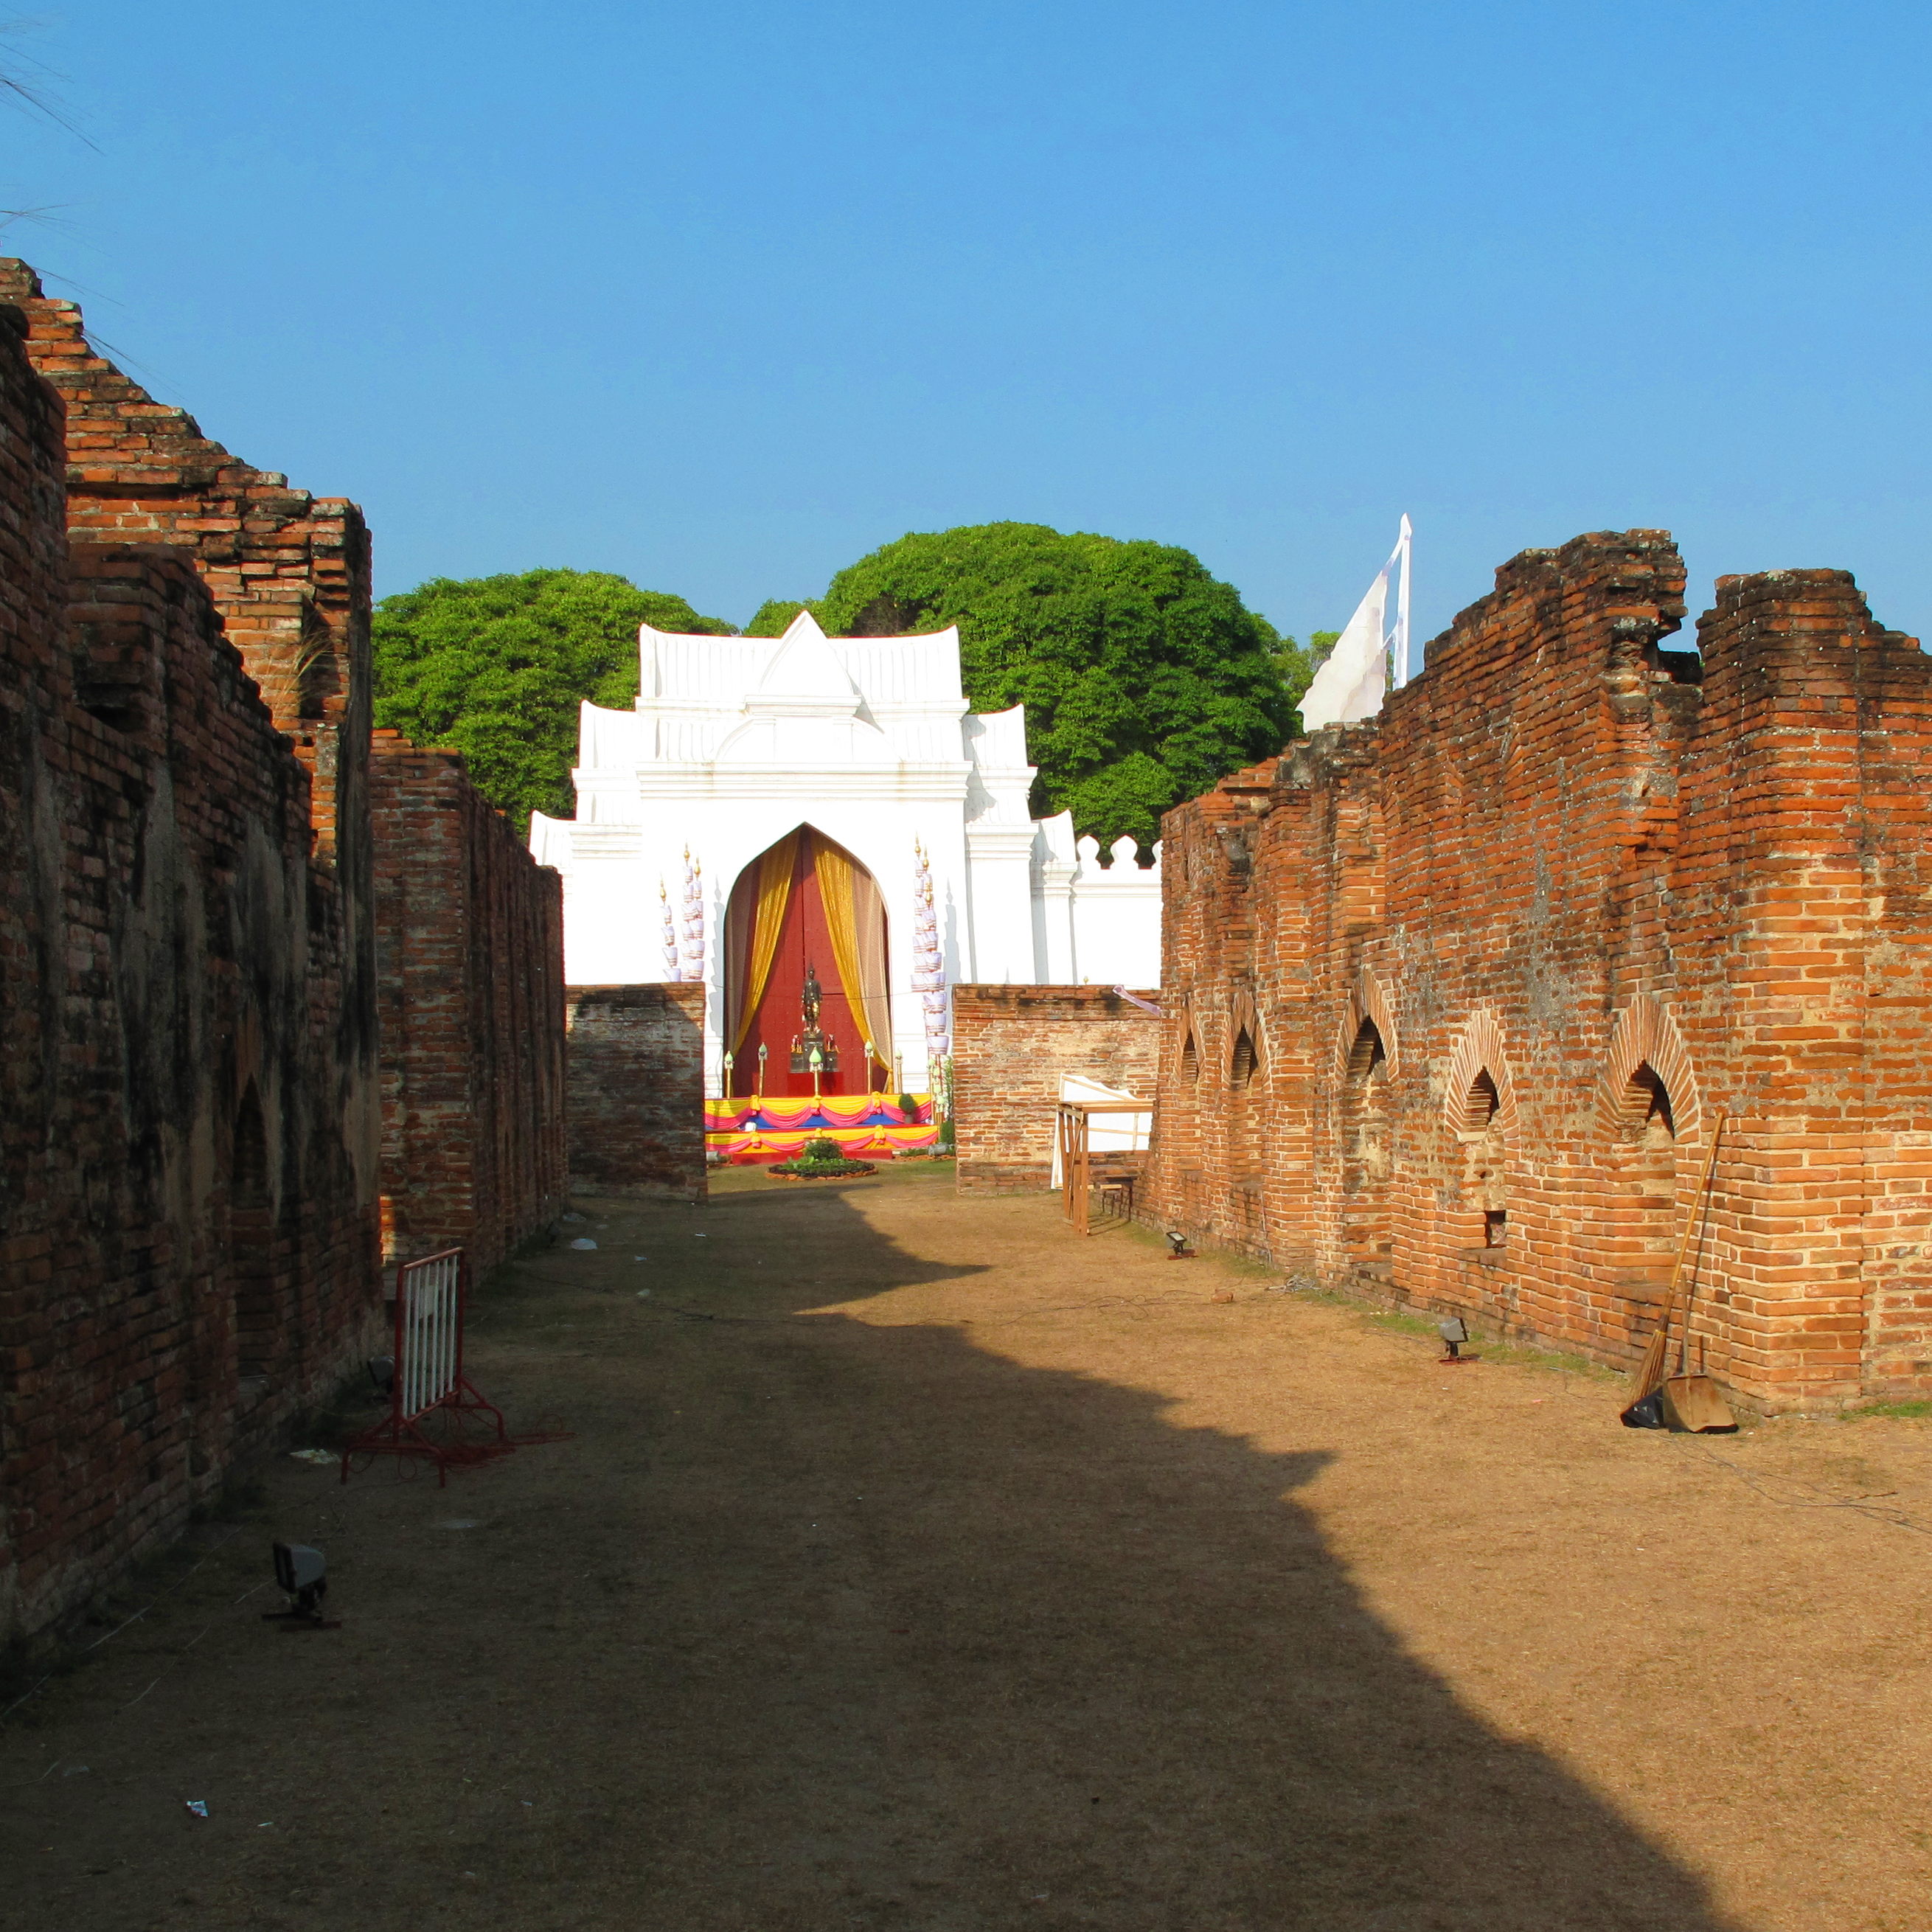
1298, 516, 1413, 731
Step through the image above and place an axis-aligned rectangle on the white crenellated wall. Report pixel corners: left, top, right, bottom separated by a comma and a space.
1029, 813, 1163, 989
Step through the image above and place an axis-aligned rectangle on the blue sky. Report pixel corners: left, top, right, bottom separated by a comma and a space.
6, 1, 1929, 651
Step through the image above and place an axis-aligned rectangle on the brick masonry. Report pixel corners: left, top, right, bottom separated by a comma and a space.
951, 985, 1161, 1193
565, 985, 708, 1200
0, 310, 382, 1641
0, 262, 382, 1236
372, 733, 568, 1275
1143, 529, 1932, 1412
0, 261, 580, 1644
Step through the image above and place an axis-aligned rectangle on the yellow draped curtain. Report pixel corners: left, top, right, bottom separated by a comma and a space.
729, 831, 801, 1054
812, 835, 894, 1080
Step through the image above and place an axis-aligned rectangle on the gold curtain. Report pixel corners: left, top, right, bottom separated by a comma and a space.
729, 831, 802, 1054
812, 835, 894, 1081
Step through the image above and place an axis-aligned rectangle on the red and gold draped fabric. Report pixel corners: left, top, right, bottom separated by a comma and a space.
726, 830, 799, 1054
723, 827, 891, 1097
812, 836, 894, 1071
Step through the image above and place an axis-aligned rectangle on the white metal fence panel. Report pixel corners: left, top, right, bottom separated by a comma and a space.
398, 1248, 462, 1420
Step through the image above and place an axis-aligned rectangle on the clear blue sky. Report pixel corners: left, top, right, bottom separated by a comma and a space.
7, 1, 1928, 652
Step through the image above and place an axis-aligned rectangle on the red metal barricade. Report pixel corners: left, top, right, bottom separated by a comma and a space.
341, 1247, 511, 1484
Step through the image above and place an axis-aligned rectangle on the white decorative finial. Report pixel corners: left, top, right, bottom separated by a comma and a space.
677, 852, 706, 983
660, 880, 679, 981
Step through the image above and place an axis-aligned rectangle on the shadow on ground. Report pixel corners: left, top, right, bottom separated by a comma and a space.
1, 1170, 1744, 1931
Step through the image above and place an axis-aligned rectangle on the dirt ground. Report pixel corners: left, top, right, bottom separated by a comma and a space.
6, 1161, 1932, 1932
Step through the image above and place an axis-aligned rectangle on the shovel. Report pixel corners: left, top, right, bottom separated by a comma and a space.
1621, 1115, 1727, 1429
1664, 1315, 1737, 1436
1664, 1361, 1737, 1434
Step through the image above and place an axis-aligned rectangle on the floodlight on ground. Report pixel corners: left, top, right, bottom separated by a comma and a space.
1438, 1316, 1472, 1363
263, 1542, 338, 1629
367, 1355, 395, 1397
1165, 1230, 1195, 1260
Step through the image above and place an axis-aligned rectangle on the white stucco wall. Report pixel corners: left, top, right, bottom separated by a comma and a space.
529, 610, 1164, 1091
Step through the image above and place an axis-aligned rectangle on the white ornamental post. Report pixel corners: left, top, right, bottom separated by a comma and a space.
678, 849, 706, 984
911, 840, 950, 1106
659, 880, 680, 981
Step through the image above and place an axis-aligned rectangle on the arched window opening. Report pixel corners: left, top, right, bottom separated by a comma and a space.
230, 1083, 279, 1387
1231, 1026, 1258, 1088
1347, 1016, 1387, 1083
1621, 1062, 1675, 1144
1457, 1066, 1508, 1254
1341, 1018, 1393, 1275
1606, 1060, 1678, 1302
1164, 1019, 1206, 1181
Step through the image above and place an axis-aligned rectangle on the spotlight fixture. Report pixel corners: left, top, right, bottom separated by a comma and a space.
1165, 1230, 1195, 1260
366, 1355, 395, 1398
1438, 1316, 1473, 1363
263, 1542, 338, 1629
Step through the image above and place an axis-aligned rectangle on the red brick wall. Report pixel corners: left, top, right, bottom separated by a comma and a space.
0, 260, 371, 855
564, 985, 707, 1200
951, 985, 1161, 1192
0, 257, 380, 1238
1144, 529, 1932, 1411
0, 310, 381, 1642
371, 734, 568, 1274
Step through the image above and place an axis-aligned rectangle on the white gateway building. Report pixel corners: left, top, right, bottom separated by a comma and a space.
529, 610, 1161, 1097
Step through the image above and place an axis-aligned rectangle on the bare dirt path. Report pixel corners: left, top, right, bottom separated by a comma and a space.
6, 1163, 1931, 1931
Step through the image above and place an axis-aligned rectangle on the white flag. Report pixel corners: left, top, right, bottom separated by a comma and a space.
1297, 517, 1413, 732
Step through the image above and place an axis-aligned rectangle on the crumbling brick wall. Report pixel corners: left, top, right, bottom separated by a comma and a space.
0, 311, 381, 1642
951, 985, 1161, 1192
372, 734, 569, 1274
564, 986, 707, 1200
1144, 529, 1932, 1411
0, 257, 379, 1216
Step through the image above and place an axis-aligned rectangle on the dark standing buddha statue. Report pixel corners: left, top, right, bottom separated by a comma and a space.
790, 964, 839, 1074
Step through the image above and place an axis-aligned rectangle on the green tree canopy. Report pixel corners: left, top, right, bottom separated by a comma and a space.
757, 523, 1302, 848
371, 569, 732, 830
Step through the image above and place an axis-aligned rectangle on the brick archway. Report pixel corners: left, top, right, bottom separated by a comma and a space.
1227, 984, 1264, 1085
1168, 994, 1197, 1068
1337, 967, 1400, 1080
1442, 1009, 1518, 1139
1596, 995, 1700, 1141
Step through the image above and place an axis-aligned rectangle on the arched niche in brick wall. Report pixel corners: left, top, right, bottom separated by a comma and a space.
1163, 998, 1205, 1176
1442, 1010, 1516, 1251
1595, 996, 1700, 1304
1226, 984, 1265, 1087
1442, 1010, 1518, 1139
229, 1079, 280, 1387
1340, 1006, 1394, 1273
1226, 984, 1266, 1192
1335, 967, 1401, 1082
1596, 995, 1700, 1142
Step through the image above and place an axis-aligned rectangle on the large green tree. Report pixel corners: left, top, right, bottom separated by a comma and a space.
751, 524, 1302, 849
371, 569, 732, 830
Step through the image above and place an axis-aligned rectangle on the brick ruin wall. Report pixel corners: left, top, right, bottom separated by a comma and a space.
564, 985, 708, 1201
0, 313, 382, 1641
951, 985, 1161, 1192
0, 263, 381, 1192
372, 733, 568, 1275
1144, 529, 1932, 1413
0, 259, 580, 1641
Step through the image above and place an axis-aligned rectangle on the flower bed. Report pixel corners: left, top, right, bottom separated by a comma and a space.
766, 1136, 878, 1181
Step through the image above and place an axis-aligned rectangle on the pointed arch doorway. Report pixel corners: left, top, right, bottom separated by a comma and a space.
723, 827, 892, 1098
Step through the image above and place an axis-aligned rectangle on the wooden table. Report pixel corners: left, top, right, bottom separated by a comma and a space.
1057, 1099, 1151, 1237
